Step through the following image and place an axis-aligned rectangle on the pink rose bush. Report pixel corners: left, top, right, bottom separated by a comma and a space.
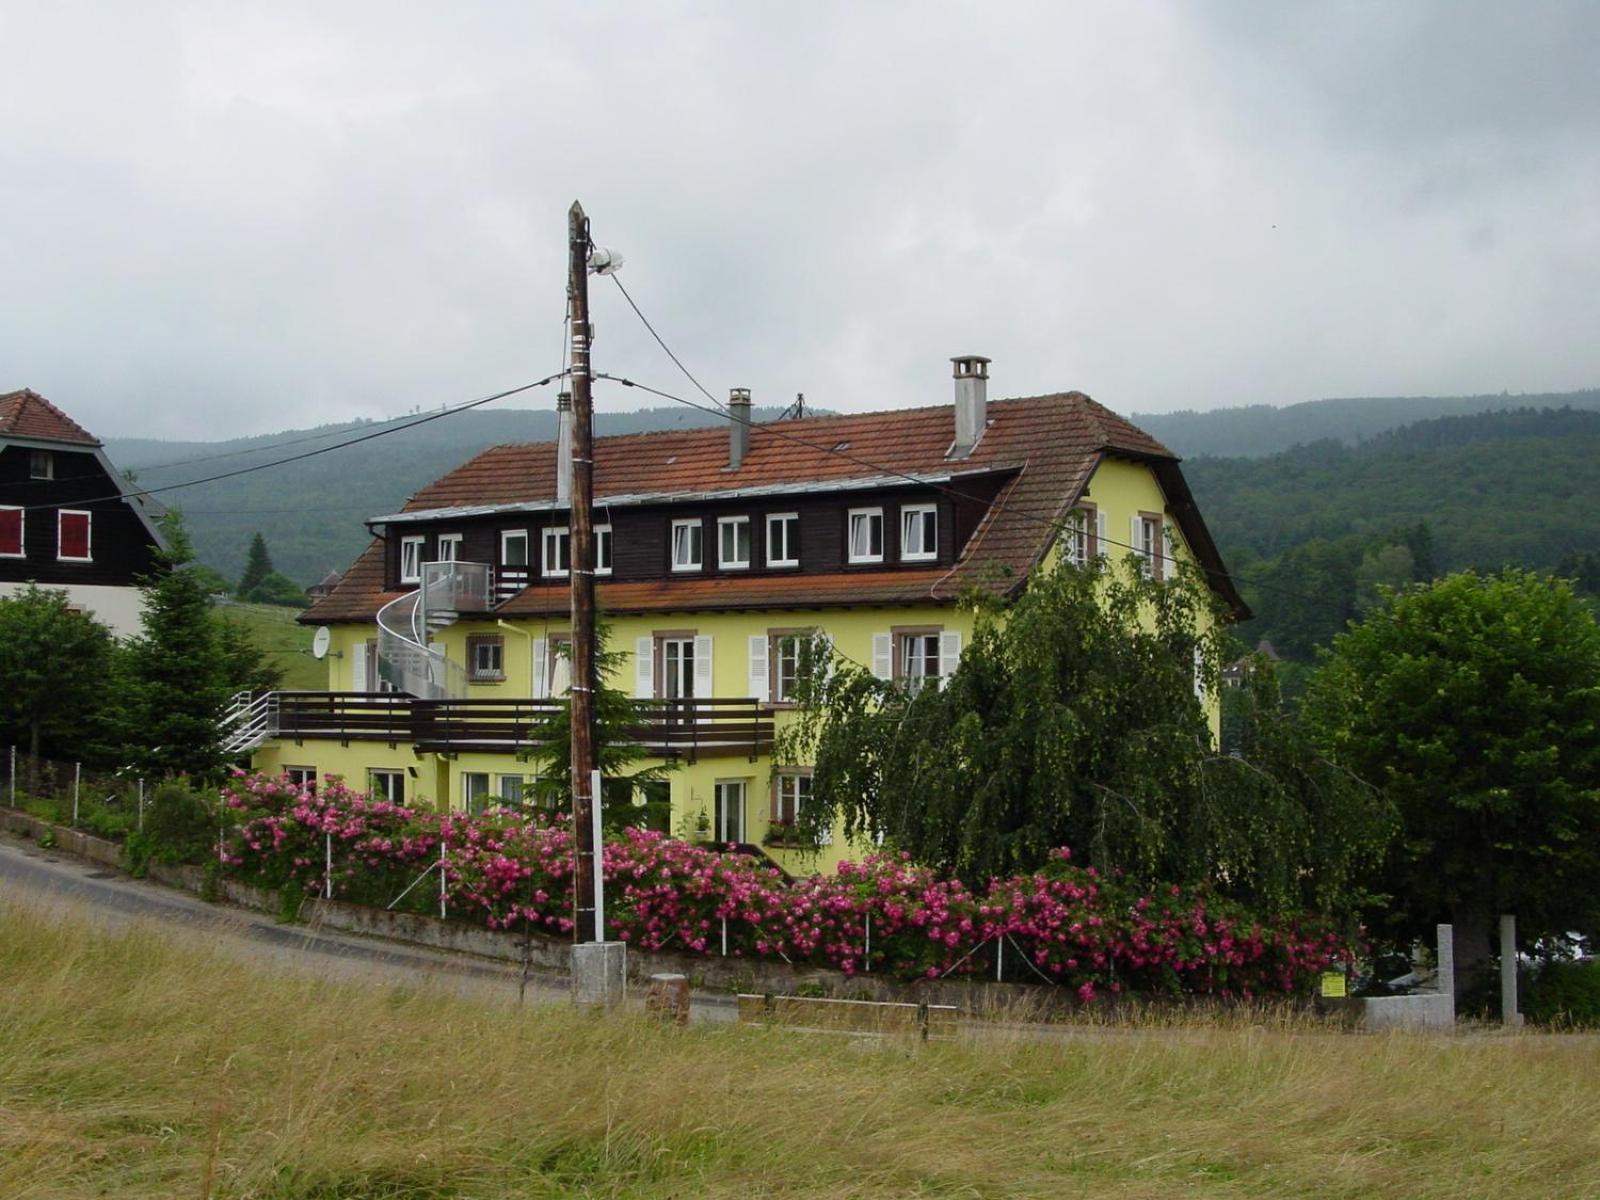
221, 771, 1352, 997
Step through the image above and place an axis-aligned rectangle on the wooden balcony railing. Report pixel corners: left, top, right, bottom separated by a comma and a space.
267, 692, 774, 762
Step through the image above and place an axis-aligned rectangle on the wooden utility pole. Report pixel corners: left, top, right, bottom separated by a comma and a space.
567, 200, 599, 943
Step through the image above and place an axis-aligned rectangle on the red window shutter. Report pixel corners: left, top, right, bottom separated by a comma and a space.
59, 511, 90, 560
0, 509, 20, 556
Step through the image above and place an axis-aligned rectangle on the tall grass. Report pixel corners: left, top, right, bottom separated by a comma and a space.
2, 899, 1597, 1199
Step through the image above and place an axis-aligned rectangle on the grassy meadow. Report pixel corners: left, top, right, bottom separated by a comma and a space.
216, 601, 325, 691
3, 900, 1598, 1199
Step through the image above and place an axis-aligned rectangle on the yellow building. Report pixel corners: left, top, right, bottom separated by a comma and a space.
238, 357, 1247, 872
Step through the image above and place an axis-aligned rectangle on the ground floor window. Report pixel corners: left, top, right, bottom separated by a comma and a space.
368, 769, 405, 804
284, 765, 317, 793
461, 772, 491, 815
496, 774, 527, 805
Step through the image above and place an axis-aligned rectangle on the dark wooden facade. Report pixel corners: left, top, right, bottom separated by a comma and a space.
381, 474, 1016, 593
0, 443, 162, 588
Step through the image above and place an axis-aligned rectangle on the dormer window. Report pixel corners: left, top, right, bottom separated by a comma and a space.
596, 524, 613, 576
400, 535, 424, 583
718, 516, 751, 570
766, 513, 799, 568
542, 527, 570, 578
671, 519, 703, 572
900, 504, 937, 562
847, 507, 884, 564
29, 450, 52, 480
436, 533, 462, 563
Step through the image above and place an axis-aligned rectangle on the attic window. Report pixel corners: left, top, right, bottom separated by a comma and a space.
29, 450, 52, 480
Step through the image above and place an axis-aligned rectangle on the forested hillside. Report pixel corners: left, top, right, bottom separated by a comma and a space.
1135, 388, 1600, 458
108, 405, 793, 586
1186, 407, 1600, 658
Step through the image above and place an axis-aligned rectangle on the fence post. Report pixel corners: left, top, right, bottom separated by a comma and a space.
137, 779, 145, 831
721, 916, 728, 957
72, 762, 81, 827
325, 831, 333, 900
996, 934, 1004, 982
865, 911, 872, 973
438, 836, 447, 920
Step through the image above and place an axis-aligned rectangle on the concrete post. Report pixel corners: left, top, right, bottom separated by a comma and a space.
1500, 914, 1523, 1027
571, 941, 626, 1008
1436, 922, 1456, 1024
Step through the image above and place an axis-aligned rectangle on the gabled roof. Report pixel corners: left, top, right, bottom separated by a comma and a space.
305, 391, 1248, 623
0, 389, 100, 445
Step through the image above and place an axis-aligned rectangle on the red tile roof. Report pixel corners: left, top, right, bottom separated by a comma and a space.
303, 391, 1248, 624
0, 389, 100, 445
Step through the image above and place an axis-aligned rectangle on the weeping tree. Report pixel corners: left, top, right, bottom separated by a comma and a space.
778, 555, 1394, 916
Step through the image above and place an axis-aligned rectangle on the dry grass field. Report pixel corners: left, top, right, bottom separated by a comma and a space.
2, 898, 1598, 1199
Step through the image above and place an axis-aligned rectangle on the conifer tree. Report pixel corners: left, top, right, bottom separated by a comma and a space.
237, 532, 274, 598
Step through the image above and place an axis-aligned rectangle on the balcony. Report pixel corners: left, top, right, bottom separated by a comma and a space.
265, 692, 775, 762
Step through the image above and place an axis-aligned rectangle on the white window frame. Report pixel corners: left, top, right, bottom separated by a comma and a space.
284, 766, 317, 793
714, 779, 747, 843
400, 536, 425, 584
436, 533, 462, 563
774, 773, 811, 826
467, 635, 504, 683
461, 771, 491, 815
496, 773, 526, 804
1061, 505, 1095, 567
900, 503, 938, 562
847, 507, 884, 564
595, 523, 613, 576
368, 769, 405, 804
29, 449, 52, 480
500, 528, 529, 568
671, 519, 703, 572
717, 516, 751, 570
542, 526, 570, 578
0, 505, 23, 558
766, 512, 799, 568
57, 509, 92, 563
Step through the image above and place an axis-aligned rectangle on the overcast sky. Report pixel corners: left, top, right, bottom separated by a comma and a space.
3, 1, 1598, 440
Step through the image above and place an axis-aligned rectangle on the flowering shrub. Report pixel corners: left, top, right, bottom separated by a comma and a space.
220, 771, 1353, 997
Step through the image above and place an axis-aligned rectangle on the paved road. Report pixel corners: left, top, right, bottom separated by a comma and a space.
0, 831, 739, 1022
0, 831, 569, 1005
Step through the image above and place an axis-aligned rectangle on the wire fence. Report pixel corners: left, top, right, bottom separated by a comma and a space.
5, 746, 150, 837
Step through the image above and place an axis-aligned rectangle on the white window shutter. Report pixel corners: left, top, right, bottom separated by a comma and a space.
1193, 644, 1206, 703
1096, 510, 1109, 559
352, 642, 368, 691
747, 634, 769, 703
693, 634, 714, 698
1162, 525, 1175, 582
938, 631, 962, 687
531, 639, 548, 700
635, 636, 654, 699
1131, 514, 1143, 568
872, 632, 893, 680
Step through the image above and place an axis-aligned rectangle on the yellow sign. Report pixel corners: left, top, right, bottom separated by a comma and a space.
1319, 972, 1347, 998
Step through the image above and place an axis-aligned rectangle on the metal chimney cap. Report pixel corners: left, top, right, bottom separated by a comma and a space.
951, 355, 991, 378
729, 387, 752, 405
556, 391, 572, 410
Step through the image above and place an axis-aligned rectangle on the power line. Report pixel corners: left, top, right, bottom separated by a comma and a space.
14, 375, 563, 514
607, 274, 723, 409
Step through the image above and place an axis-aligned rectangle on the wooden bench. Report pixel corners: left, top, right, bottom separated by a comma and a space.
736, 993, 959, 1040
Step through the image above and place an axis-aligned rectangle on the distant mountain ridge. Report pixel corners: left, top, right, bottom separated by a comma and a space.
1133, 387, 1600, 458
107, 404, 797, 586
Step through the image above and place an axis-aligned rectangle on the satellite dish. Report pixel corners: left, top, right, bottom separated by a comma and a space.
587, 246, 625, 275
311, 626, 332, 660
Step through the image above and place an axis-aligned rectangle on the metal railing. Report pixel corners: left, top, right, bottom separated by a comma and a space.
372, 561, 493, 701
264, 692, 775, 761
221, 689, 280, 756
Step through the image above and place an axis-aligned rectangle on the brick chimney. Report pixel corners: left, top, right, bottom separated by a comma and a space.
556, 391, 574, 502
950, 355, 990, 457
728, 387, 752, 469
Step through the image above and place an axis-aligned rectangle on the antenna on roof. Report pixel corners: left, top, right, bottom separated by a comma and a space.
780, 392, 806, 421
